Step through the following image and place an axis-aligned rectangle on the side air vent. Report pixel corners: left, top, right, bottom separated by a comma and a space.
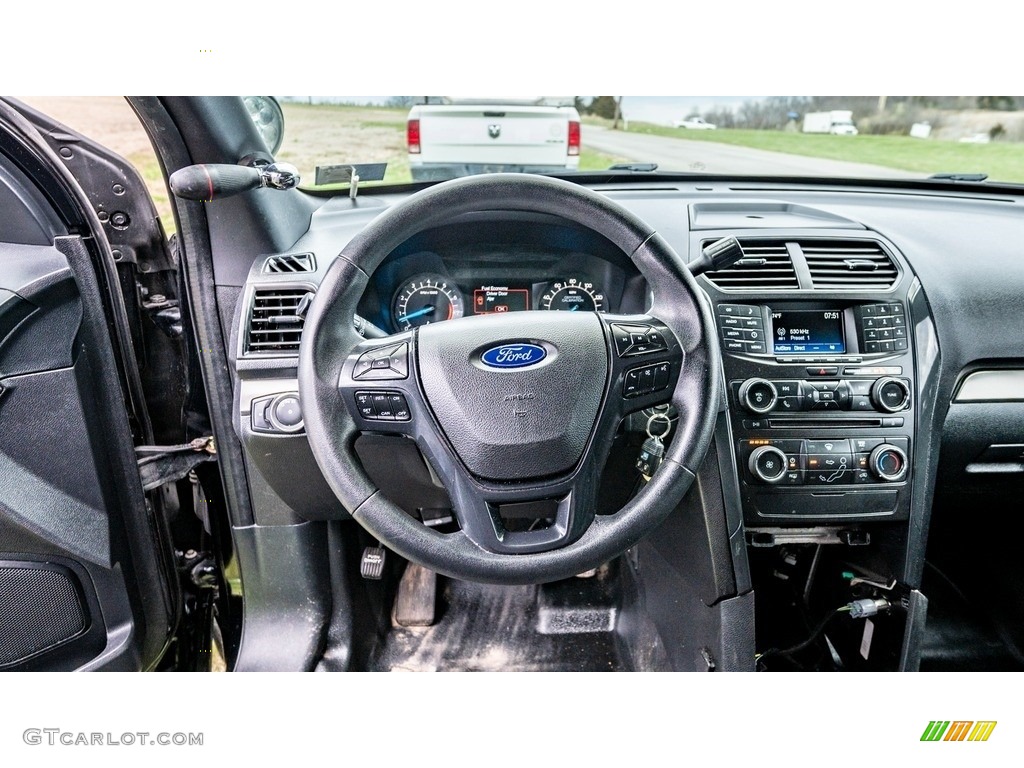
800, 240, 898, 288
263, 252, 316, 274
702, 239, 798, 290
246, 288, 315, 354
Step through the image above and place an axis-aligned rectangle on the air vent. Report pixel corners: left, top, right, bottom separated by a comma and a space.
263, 252, 316, 274
246, 288, 314, 354
800, 240, 898, 288
702, 239, 798, 290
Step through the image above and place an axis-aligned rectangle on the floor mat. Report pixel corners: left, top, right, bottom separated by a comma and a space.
371, 574, 629, 672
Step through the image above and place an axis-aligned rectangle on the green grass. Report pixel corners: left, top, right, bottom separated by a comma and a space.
616, 121, 1024, 182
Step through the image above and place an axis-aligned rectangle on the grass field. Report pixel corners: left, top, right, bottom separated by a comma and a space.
601, 118, 1024, 182
278, 102, 625, 190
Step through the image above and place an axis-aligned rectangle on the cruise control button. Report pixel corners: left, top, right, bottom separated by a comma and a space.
389, 393, 411, 421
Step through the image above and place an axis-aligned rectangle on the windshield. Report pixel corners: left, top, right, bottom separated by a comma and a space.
276, 96, 1024, 189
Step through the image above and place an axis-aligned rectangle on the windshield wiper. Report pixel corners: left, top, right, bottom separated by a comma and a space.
929, 172, 989, 182
608, 163, 659, 172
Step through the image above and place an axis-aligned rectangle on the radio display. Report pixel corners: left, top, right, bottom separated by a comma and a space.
472, 285, 530, 315
771, 309, 845, 354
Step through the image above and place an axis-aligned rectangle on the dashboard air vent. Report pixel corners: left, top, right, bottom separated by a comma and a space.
246, 288, 314, 354
801, 240, 898, 288
702, 239, 798, 290
263, 252, 316, 274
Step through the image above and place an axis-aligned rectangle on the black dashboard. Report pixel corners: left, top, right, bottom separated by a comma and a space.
230, 178, 1024, 585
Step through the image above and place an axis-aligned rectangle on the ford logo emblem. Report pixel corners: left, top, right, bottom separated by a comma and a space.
481, 343, 547, 369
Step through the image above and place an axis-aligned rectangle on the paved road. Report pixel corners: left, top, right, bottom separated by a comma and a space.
584, 125, 917, 178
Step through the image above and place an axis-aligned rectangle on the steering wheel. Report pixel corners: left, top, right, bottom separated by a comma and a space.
298, 174, 721, 584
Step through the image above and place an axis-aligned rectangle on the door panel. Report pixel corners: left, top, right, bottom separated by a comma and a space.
0, 101, 178, 670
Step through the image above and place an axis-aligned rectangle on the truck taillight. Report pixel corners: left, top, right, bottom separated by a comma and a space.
407, 119, 421, 154
567, 120, 580, 156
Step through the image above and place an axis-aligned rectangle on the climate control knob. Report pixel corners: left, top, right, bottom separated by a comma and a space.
871, 377, 910, 413
739, 378, 778, 414
869, 444, 908, 482
748, 445, 789, 484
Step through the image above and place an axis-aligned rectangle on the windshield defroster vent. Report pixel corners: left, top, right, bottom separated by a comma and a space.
245, 288, 315, 354
801, 240, 898, 288
702, 239, 798, 290
263, 252, 316, 274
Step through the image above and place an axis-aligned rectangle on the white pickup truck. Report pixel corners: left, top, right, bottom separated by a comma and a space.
407, 98, 581, 181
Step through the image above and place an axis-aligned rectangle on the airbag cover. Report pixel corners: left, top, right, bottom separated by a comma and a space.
417, 312, 607, 481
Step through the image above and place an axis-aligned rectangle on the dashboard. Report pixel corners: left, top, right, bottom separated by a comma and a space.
230, 178, 1024, 574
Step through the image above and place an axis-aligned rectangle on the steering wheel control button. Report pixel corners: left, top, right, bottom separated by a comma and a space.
623, 369, 643, 398
354, 390, 412, 422
353, 342, 409, 381
652, 362, 670, 390
623, 361, 672, 399
612, 323, 670, 357
738, 378, 778, 414
355, 392, 376, 419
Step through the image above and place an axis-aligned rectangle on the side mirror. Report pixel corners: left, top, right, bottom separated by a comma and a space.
243, 96, 285, 154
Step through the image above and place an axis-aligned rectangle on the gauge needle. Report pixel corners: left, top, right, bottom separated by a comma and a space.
397, 306, 436, 323
569, 305, 578, 311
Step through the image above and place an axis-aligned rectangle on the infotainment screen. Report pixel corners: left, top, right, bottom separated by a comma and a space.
770, 309, 845, 354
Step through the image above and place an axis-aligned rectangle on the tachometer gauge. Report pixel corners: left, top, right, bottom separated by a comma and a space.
540, 279, 605, 312
392, 274, 464, 331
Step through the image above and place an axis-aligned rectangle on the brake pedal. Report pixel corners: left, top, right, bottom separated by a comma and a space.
393, 562, 437, 627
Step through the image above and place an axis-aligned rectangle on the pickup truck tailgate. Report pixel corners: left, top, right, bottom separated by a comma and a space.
418, 106, 573, 166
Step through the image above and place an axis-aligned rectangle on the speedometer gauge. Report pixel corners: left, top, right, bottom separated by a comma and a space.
392, 274, 464, 331
540, 279, 605, 312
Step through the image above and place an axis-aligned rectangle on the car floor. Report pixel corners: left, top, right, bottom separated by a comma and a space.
367, 563, 668, 672
919, 486, 1024, 672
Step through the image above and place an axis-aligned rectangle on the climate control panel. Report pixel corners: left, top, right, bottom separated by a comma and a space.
739, 437, 910, 486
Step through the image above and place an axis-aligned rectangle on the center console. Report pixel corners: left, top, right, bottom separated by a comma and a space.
716, 299, 916, 525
